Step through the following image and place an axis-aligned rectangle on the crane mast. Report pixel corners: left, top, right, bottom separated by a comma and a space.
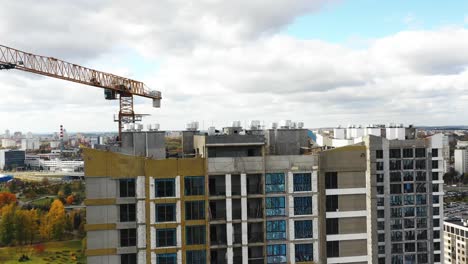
0, 44, 161, 141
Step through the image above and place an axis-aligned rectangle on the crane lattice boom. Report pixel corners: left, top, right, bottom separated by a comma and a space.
0, 44, 161, 141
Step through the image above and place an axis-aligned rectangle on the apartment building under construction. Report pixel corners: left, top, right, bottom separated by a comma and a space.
84, 122, 443, 264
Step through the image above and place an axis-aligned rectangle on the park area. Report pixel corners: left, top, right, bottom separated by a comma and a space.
0, 240, 85, 263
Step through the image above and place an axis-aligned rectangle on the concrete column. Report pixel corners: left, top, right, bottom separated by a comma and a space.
136, 176, 146, 199
312, 171, 318, 193
288, 194, 295, 217
176, 225, 182, 247
226, 174, 232, 197
288, 171, 294, 194
176, 201, 181, 224
136, 200, 146, 224
137, 225, 146, 248
177, 250, 182, 264
137, 250, 146, 264
240, 173, 247, 196
150, 202, 155, 224
242, 222, 248, 245
226, 198, 232, 221
242, 246, 248, 264
227, 223, 233, 246
289, 242, 296, 264
241, 198, 247, 221
149, 177, 155, 199
175, 175, 181, 198
151, 227, 156, 249
289, 219, 295, 240
227, 247, 234, 264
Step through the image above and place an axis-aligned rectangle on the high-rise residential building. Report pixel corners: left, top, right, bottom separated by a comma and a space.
455, 148, 468, 175
84, 123, 445, 264
444, 218, 468, 264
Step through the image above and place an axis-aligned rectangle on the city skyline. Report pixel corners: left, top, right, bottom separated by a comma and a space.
1, 1, 468, 132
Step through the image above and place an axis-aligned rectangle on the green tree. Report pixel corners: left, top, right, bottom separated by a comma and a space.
0, 204, 16, 245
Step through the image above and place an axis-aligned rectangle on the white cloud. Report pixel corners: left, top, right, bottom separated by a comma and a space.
0, 1, 467, 132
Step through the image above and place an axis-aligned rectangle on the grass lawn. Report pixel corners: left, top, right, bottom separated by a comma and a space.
30, 197, 55, 207
0, 240, 85, 264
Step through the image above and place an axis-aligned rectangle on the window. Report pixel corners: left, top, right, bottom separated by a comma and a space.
377, 221, 384, 230
157, 253, 176, 264
378, 258, 385, 264
377, 173, 384, 183
376, 150, 383, 159
392, 243, 403, 253
120, 204, 136, 222
293, 173, 311, 192
405, 255, 416, 263
404, 219, 415, 229
403, 171, 414, 181
403, 159, 413, 170
433, 195, 439, 204
434, 242, 440, 251
391, 208, 402, 217
121, 253, 137, 264
390, 195, 402, 206
416, 218, 427, 228
405, 243, 415, 252
378, 245, 385, 254
376, 162, 384, 171
326, 195, 338, 212
416, 195, 426, 205
391, 231, 403, 242
403, 183, 414, 193
295, 244, 313, 262
155, 179, 175, 197
294, 197, 312, 215
377, 186, 384, 195
378, 210, 384, 218
266, 197, 286, 216
432, 160, 439, 169
390, 184, 401, 194
267, 244, 287, 264
156, 229, 176, 247
416, 231, 427, 240
404, 195, 414, 205
325, 172, 337, 189
120, 229, 136, 247
416, 172, 426, 181
432, 172, 439, 181
390, 160, 401, 170
391, 219, 402, 229
391, 256, 403, 264
415, 160, 426, 169
390, 172, 401, 182
390, 149, 401, 158
417, 254, 428, 263
377, 197, 384, 206
156, 204, 176, 222
185, 176, 204, 196
326, 218, 338, 235
266, 220, 286, 240
404, 207, 414, 217
120, 179, 136, 197
326, 241, 339, 258
432, 148, 438, 157
295, 220, 313, 238
265, 173, 285, 193
415, 148, 426, 157
186, 226, 205, 245
433, 207, 439, 216
185, 201, 205, 220
434, 230, 440, 239
416, 207, 427, 217
186, 250, 206, 264
378, 233, 385, 242
403, 148, 413, 158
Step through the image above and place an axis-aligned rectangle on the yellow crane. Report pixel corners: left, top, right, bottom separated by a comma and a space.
0, 44, 162, 141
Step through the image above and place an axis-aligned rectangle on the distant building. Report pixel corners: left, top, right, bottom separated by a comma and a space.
455, 148, 468, 175
21, 138, 40, 150
444, 218, 468, 264
0, 149, 25, 170
1, 138, 16, 148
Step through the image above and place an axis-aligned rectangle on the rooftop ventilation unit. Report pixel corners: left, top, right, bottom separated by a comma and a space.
297, 122, 304, 129
208, 126, 216, 136
271, 122, 278, 129
250, 120, 261, 130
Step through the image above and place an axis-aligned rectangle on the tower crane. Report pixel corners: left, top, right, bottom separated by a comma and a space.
0, 44, 161, 142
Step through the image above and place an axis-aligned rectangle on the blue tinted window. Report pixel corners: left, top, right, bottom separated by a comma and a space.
266, 197, 286, 216
266, 173, 285, 193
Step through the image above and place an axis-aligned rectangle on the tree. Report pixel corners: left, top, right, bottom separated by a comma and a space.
40, 199, 66, 241
66, 195, 74, 205
0, 203, 16, 245
0, 192, 17, 208
24, 209, 39, 244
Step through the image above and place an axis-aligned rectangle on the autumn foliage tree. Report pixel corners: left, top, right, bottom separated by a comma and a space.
40, 199, 66, 241
66, 195, 74, 205
0, 192, 17, 208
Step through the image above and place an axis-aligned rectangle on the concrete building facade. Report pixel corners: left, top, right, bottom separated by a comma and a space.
444, 219, 468, 264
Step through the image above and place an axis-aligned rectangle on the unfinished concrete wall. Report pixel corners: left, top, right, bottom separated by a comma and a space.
266, 129, 309, 155
120, 131, 165, 159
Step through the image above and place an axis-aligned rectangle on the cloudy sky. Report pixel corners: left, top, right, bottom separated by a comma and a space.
1, 0, 468, 133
